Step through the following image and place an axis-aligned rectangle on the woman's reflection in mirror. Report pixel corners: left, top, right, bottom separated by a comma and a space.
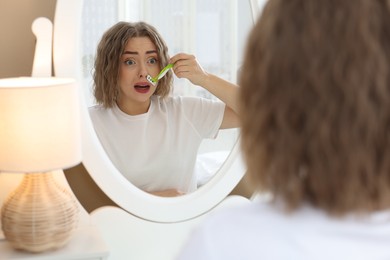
89, 21, 240, 197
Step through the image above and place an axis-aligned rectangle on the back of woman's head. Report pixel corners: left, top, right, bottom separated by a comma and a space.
93, 21, 173, 108
239, 0, 390, 215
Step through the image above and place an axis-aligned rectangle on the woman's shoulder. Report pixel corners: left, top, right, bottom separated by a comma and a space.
198, 197, 327, 234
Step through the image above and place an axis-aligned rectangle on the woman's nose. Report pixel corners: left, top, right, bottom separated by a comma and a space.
139, 63, 148, 78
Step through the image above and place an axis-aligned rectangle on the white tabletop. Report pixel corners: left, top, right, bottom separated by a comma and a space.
0, 225, 109, 260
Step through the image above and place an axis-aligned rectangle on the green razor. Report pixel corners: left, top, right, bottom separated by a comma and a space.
146, 63, 173, 86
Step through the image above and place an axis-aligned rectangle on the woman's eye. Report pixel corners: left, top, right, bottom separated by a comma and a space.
124, 60, 135, 65
148, 57, 158, 64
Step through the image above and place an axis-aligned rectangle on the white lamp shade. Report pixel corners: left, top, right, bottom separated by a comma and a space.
0, 77, 82, 173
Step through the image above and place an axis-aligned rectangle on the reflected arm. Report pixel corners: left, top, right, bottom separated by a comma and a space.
170, 53, 240, 129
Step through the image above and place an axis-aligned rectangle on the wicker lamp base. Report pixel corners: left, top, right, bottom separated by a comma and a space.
1, 172, 79, 253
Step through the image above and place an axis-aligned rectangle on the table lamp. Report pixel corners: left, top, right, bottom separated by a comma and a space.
0, 77, 82, 253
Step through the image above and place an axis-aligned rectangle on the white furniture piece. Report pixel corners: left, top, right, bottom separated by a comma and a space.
90, 196, 250, 260
0, 225, 109, 260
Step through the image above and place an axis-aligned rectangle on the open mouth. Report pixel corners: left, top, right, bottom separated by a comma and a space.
134, 84, 150, 94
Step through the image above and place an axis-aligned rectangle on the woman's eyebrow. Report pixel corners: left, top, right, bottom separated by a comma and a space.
122, 50, 157, 55
123, 51, 138, 55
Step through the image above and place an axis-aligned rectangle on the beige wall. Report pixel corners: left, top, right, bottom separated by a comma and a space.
0, 0, 56, 78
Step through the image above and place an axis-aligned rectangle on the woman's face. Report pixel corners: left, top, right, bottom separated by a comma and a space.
117, 36, 161, 114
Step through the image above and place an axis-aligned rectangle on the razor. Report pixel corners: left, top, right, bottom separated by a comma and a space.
146, 63, 173, 86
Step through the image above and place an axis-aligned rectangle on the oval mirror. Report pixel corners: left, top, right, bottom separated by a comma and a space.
55, 0, 257, 222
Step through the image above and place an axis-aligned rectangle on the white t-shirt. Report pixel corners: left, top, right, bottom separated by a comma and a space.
89, 95, 225, 193
177, 199, 390, 260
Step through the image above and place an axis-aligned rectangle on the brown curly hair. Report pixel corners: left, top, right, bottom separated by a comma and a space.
239, 0, 390, 215
93, 21, 173, 108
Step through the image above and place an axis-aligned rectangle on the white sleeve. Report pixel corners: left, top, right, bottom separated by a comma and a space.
179, 96, 225, 139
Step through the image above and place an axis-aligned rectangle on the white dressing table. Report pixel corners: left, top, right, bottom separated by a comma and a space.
89, 195, 250, 260
0, 226, 109, 260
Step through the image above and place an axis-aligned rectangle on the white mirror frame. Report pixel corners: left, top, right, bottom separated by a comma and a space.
53, 0, 249, 222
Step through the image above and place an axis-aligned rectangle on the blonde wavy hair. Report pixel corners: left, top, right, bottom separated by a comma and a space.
93, 21, 173, 108
239, 0, 390, 215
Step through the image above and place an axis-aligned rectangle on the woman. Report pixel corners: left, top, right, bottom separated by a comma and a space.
177, 0, 390, 259
89, 21, 239, 197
